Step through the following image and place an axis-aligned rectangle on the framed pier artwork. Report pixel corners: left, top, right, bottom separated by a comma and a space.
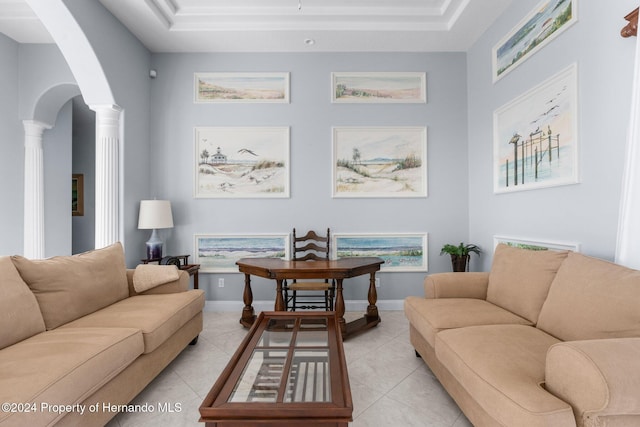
493, 63, 579, 194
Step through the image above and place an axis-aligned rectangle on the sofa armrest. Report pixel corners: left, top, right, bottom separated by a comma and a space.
423, 272, 489, 299
545, 338, 640, 426
127, 269, 189, 296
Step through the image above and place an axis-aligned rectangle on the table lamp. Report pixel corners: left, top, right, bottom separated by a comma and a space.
138, 200, 174, 259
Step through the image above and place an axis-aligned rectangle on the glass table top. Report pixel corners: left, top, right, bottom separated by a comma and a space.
229, 316, 331, 403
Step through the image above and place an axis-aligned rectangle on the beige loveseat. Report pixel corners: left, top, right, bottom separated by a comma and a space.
0, 243, 205, 426
404, 243, 640, 427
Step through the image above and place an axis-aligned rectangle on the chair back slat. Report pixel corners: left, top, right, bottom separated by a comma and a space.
292, 228, 330, 261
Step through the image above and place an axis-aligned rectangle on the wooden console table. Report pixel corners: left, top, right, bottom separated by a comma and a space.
235, 257, 384, 339
199, 311, 352, 426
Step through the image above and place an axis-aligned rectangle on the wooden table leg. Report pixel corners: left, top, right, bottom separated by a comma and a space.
275, 279, 285, 311
366, 272, 379, 320
334, 278, 346, 336
240, 273, 256, 328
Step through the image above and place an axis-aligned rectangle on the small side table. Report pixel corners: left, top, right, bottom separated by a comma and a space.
141, 255, 200, 289
181, 264, 200, 289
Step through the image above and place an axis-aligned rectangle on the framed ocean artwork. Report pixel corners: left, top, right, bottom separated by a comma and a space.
492, 0, 577, 82
494, 235, 580, 252
332, 233, 428, 272
195, 234, 289, 273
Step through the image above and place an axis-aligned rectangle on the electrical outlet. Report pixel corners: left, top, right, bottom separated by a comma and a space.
218, 278, 224, 288
375, 278, 381, 288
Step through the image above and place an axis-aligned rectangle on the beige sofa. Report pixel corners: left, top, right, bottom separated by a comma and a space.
0, 243, 205, 426
404, 244, 640, 427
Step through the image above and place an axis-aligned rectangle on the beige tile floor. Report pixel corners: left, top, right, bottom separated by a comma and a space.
107, 311, 472, 427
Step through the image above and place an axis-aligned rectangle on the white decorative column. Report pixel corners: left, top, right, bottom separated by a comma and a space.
23, 120, 52, 259
91, 104, 122, 249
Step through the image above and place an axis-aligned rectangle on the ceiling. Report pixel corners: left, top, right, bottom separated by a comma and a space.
0, 0, 512, 52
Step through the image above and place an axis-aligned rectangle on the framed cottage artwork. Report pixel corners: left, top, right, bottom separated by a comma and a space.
493, 63, 578, 193
195, 127, 290, 198
332, 126, 427, 198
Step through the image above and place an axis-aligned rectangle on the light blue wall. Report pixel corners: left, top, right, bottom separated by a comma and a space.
43, 100, 72, 256
0, 34, 22, 255
2, 2, 639, 304
149, 52, 469, 302
72, 97, 95, 254
467, 1, 638, 269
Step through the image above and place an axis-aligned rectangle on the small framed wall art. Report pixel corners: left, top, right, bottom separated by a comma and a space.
194, 72, 290, 103
331, 72, 426, 103
72, 174, 84, 216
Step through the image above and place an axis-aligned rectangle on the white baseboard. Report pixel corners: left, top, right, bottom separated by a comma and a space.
204, 299, 405, 312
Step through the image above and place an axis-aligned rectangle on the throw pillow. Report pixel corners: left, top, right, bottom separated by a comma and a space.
133, 264, 180, 293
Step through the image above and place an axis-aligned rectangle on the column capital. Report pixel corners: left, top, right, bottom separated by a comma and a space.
23, 120, 52, 150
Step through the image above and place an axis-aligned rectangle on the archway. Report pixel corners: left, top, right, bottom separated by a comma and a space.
24, 0, 123, 256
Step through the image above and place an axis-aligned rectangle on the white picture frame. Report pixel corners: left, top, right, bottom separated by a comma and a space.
332, 126, 427, 198
194, 127, 290, 198
332, 233, 428, 272
331, 72, 427, 103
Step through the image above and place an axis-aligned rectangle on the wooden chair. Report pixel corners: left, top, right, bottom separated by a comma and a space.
284, 228, 334, 311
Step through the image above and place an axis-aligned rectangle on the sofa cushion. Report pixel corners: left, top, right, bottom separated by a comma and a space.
11, 243, 129, 330
0, 257, 45, 350
60, 290, 205, 353
486, 244, 569, 323
404, 296, 532, 347
435, 324, 575, 427
537, 252, 640, 341
0, 327, 143, 426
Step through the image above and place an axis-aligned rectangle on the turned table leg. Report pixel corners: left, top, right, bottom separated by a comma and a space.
366, 272, 379, 320
275, 279, 285, 311
240, 273, 256, 327
334, 278, 346, 336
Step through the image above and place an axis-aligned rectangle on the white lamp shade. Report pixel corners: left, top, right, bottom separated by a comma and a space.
138, 200, 174, 230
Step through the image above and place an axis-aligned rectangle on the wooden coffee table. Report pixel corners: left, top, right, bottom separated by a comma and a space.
199, 311, 353, 427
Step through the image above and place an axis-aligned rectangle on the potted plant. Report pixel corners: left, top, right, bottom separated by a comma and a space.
440, 242, 481, 272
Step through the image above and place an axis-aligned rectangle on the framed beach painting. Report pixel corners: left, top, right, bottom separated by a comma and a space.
331, 72, 426, 103
492, 0, 577, 82
195, 234, 289, 273
493, 63, 578, 194
194, 72, 290, 103
494, 235, 580, 252
195, 127, 290, 198
332, 126, 427, 198
332, 233, 428, 272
